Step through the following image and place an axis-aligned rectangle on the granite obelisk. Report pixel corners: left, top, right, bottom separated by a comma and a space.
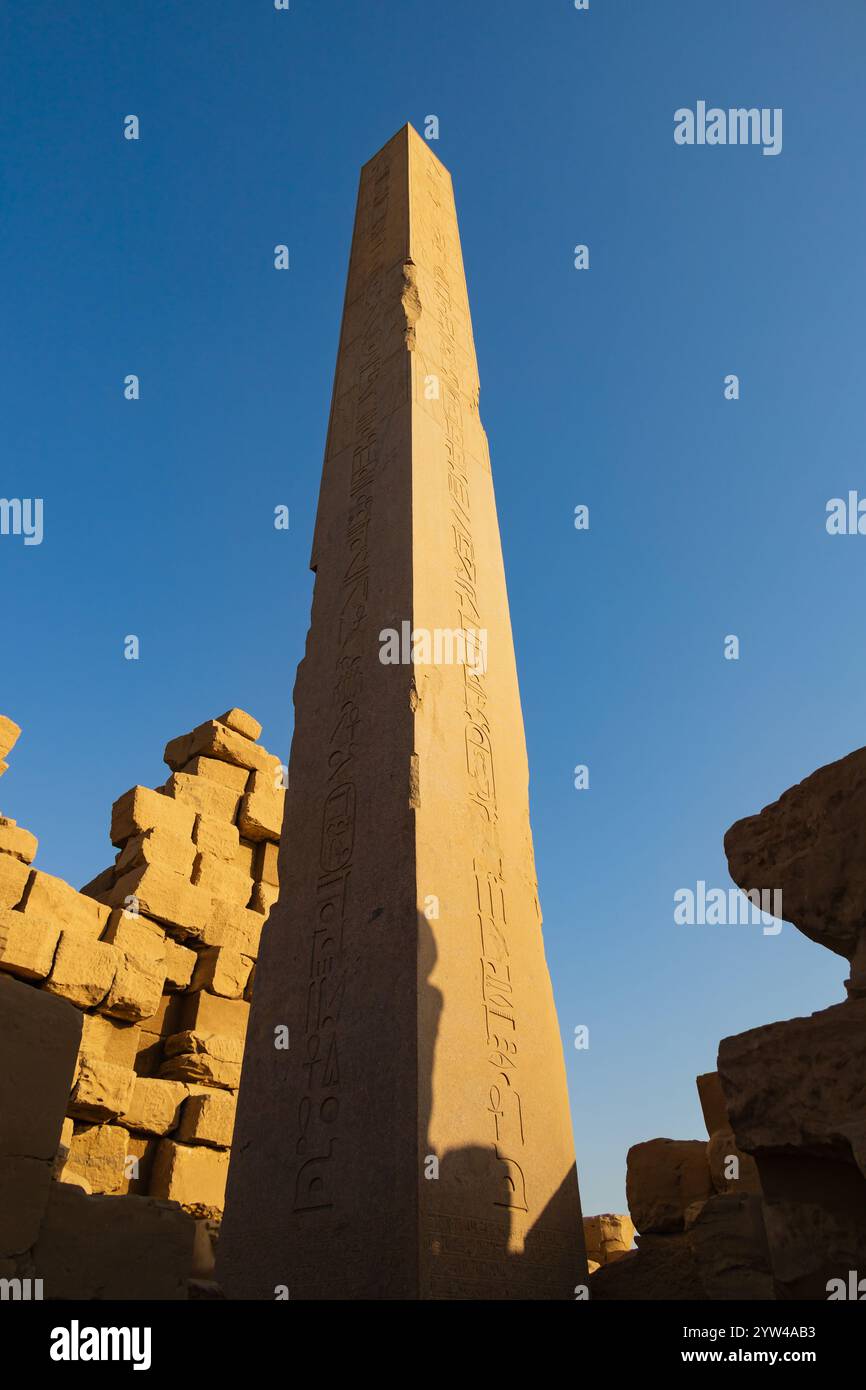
218, 125, 585, 1299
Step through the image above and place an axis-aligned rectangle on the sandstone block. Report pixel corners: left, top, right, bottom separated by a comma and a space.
79, 864, 116, 899
165, 771, 240, 823
589, 1233, 706, 1301
160, 1030, 243, 1091
102, 909, 165, 957
65, 1124, 129, 1194
102, 948, 166, 1023
0, 853, 29, 909
708, 1128, 762, 1195
719, 998, 866, 1176
106, 863, 212, 941
193, 812, 241, 863
0, 977, 82, 1161
254, 839, 279, 886
0, 716, 21, 767
724, 746, 866, 959
69, 1053, 136, 1121
583, 1213, 635, 1266
687, 1194, 774, 1300
163, 934, 197, 990
0, 821, 37, 864
22, 869, 110, 938
236, 838, 257, 876
119, 1133, 158, 1194
192, 852, 252, 907
166, 720, 277, 776
182, 755, 250, 793
33, 1182, 195, 1299
238, 771, 284, 842
177, 1089, 237, 1148
627, 1139, 714, 1234
190, 945, 253, 999
696, 1070, 729, 1137
0, 1156, 52, 1256
121, 1078, 188, 1136
250, 880, 278, 916
0, 909, 61, 979
79, 1014, 141, 1071
111, 784, 196, 848
115, 825, 196, 878
208, 899, 265, 958
43, 932, 119, 1009
217, 708, 262, 742
150, 1140, 229, 1211
180, 990, 250, 1040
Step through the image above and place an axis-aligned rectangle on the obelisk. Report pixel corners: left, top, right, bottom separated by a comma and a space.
218, 125, 586, 1299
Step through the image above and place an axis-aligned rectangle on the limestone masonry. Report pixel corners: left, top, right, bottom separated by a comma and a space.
0, 708, 283, 1298
217, 125, 586, 1300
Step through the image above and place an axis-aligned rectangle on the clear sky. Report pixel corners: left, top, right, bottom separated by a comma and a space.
2, 1, 864, 1218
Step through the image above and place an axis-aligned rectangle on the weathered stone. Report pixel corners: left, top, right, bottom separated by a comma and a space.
22, 870, 110, 938
78, 1014, 141, 1071
756, 1152, 866, 1299
583, 1213, 635, 1266
166, 720, 278, 777
0, 908, 60, 979
65, 1124, 129, 1194
119, 1133, 158, 1195
190, 945, 253, 999
250, 880, 278, 916
627, 1139, 714, 1234
237, 771, 284, 842
69, 1054, 136, 1121
177, 1090, 237, 1149
696, 1070, 729, 1137
193, 812, 241, 863
110, 784, 196, 848
207, 900, 265, 958
181, 755, 250, 793
43, 932, 119, 1008
33, 1182, 195, 1299
102, 947, 166, 1023
718, 999, 866, 1177
121, 1078, 188, 1136
159, 1031, 242, 1091
0, 1156, 52, 1256
150, 1140, 230, 1211
106, 864, 212, 941
235, 838, 257, 876
163, 934, 197, 990
254, 839, 279, 886
0, 976, 82, 1160
0, 853, 29, 909
0, 821, 37, 863
724, 746, 866, 959
589, 1233, 707, 1300
217, 708, 262, 742
686, 1193, 774, 1300
192, 852, 252, 907
115, 825, 196, 878
164, 771, 241, 823
180, 990, 249, 1040
0, 716, 21, 769
708, 1128, 762, 1195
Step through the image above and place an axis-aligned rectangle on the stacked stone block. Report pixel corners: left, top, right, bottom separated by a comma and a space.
0, 708, 284, 1295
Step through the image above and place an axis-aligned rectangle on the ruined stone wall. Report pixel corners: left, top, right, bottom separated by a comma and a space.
0, 709, 283, 1297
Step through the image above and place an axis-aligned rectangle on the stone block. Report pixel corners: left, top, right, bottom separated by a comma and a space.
238, 771, 284, 842
0, 853, 29, 909
65, 1124, 129, 1194
69, 1054, 136, 1122
163, 935, 197, 990
121, 1078, 188, 1136
708, 1129, 762, 1195
182, 755, 250, 793
254, 840, 279, 886
78, 1014, 140, 1071
111, 784, 196, 848
0, 716, 21, 767
192, 852, 252, 907
190, 945, 253, 999
0, 976, 82, 1161
32, 1182, 195, 1299
160, 1031, 242, 1091
106, 864, 212, 941
22, 870, 110, 938
217, 708, 262, 742
0, 821, 37, 864
115, 826, 196, 878
150, 1140, 229, 1211
627, 1138, 714, 1235
250, 880, 278, 916
43, 933, 119, 1009
193, 812, 240, 863
164, 772, 240, 824
102, 949, 166, 1024
0, 1156, 52, 1257
180, 990, 249, 1040
176, 1089, 237, 1148
696, 1070, 730, 1137
583, 1213, 635, 1266
0, 909, 60, 980
166, 720, 277, 776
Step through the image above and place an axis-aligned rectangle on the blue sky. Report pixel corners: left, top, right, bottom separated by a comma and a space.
2, 1, 864, 1217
